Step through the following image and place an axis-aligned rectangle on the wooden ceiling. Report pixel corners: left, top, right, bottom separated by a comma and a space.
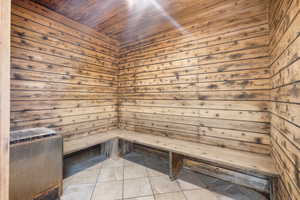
32, 0, 263, 44
32, 0, 224, 43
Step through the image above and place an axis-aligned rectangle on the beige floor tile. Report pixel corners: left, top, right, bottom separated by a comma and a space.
92, 181, 123, 200
183, 188, 225, 200
155, 192, 186, 200
98, 167, 123, 182
61, 184, 94, 200
124, 196, 155, 200
86, 163, 102, 170
123, 177, 153, 199
68, 168, 99, 185
124, 165, 147, 179
177, 179, 202, 191
102, 158, 124, 168
63, 176, 74, 191
63, 152, 267, 200
146, 167, 169, 177
218, 195, 235, 200
149, 176, 181, 194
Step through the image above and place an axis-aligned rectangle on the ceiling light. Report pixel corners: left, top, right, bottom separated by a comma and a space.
127, 0, 134, 9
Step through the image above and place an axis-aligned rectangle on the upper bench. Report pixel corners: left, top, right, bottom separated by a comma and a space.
64, 129, 279, 178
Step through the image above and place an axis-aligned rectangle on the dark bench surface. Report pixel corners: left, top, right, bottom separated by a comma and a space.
64, 129, 279, 177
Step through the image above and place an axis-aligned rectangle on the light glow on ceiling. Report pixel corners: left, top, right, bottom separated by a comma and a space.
125, 0, 188, 36
149, 0, 188, 34
127, 0, 134, 9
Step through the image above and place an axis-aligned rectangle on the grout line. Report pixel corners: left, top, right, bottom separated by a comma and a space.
123, 195, 155, 199
181, 190, 189, 200
122, 157, 125, 200
63, 152, 269, 200
140, 154, 156, 200
175, 179, 188, 200
147, 171, 156, 200
89, 164, 102, 200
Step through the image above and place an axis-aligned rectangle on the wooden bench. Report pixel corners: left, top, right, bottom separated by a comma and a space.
64, 132, 118, 156
64, 129, 279, 197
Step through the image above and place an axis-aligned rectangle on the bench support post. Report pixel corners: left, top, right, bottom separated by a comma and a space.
269, 177, 278, 200
169, 152, 184, 181
119, 140, 133, 157
103, 138, 120, 159
104, 139, 133, 159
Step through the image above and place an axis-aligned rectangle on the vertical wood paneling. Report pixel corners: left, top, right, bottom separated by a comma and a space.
118, 0, 272, 155
269, 0, 300, 199
0, 0, 11, 199
10, 0, 120, 140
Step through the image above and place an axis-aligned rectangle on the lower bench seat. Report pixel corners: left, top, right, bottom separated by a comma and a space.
64, 128, 279, 196
65, 129, 278, 177
114, 129, 278, 178
64, 131, 118, 156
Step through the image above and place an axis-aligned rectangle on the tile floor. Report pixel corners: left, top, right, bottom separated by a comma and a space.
62, 152, 268, 200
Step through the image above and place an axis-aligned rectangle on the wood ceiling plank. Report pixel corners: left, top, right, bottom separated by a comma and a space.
32, 0, 268, 43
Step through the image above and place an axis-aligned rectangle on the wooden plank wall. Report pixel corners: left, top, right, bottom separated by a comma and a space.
0, 0, 11, 199
118, 0, 271, 155
269, 0, 300, 199
10, 0, 120, 140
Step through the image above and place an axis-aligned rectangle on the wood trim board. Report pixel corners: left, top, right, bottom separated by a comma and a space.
0, 0, 11, 199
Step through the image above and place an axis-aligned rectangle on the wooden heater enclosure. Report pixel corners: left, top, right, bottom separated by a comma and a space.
3, 0, 300, 199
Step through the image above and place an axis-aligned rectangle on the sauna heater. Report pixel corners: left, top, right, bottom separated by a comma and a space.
10, 128, 63, 200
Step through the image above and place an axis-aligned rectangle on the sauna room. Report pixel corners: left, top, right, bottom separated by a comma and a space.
0, 0, 299, 199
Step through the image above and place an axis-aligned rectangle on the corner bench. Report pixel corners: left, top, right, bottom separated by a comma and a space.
64, 129, 279, 198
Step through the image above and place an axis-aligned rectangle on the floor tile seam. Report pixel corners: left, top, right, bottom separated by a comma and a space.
101, 165, 124, 168
180, 187, 189, 200
181, 187, 220, 192
144, 166, 168, 178
123, 175, 149, 181
144, 161, 175, 199
124, 164, 147, 168
89, 166, 103, 200
137, 155, 156, 200
148, 175, 157, 200
123, 168, 148, 180
147, 174, 169, 178
64, 182, 97, 188
154, 190, 190, 197
174, 179, 188, 200
123, 194, 155, 200
122, 160, 125, 200
97, 178, 123, 183
130, 194, 156, 199
122, 175, 164, 182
